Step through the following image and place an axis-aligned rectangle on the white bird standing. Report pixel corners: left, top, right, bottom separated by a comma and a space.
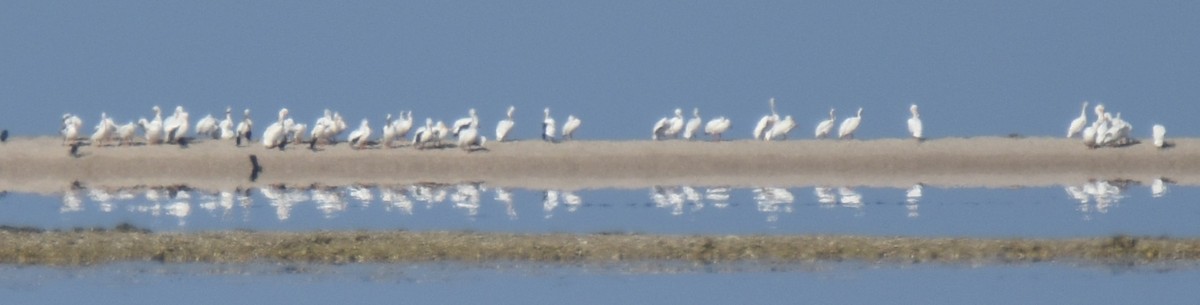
562, 114, 582, 141
457, 120, 486, 152
1067, 101, 1088, 138
195, 113, 218, 139
235, 109, 253, 146
394, 111, 414, 140
683, 108, 702, 140
703, 116, 731, 141
412, 118, 435, 149
815, 108, 835, 139
61, 113, 83, 146
164, 106, 189, 144
347, 119, 372, 150
452, 108, 478, 136
90, 112, 115, 147
218, 107, 236, 140
663, 108, 685, 139
542, 108, 556, 142
766, 115, 795, 141
1082, 125, 1098, 149
261, 108, 289, 149
838, 107, 863, 140
907, 104, 923, 141
381, 114, 397, 148
116, 121, 137, 146
1152, 124, 1166, 149
753, 98, 779, 140
495, 106, 515, 142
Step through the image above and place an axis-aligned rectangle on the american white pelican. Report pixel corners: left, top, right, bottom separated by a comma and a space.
452, 108, 478, 136
138, 117, 163, 146
61, 113, 83, 145
1094, 113, 1110, 146
261, 108, 289, 149
195, 113, 218, 139
289, 121, 307, 145
1152, 124, 1166, 149
907, 104, 923, 141
664, 108, 684, 139
164, 106, 189, 144
218, 107, 235, 140
683, 108, 702, 140
235, 108, 252, 146
412, 118, 435, 149
1102, 112, 1132, 146
1093, 104, 1106, 121
115, 121, 137, 146
1082, 125, 1097, 149
347, 118, 372, 150
814, 108, 835, 139
652, 117, 669, 140
90, 112, 115, 147
542, 108, 556, 142
766, 115, 795, 141
562, 114, 581, 141
753, 98, 779, 140
434, 120, 450, 146
457, 120, 486, 152
1067, 101, 1088, 138
704, 116, 731, 141
495, 106, 514, 142
394, 111, 414, 140
837, 107, 863, 140
381, 114, 397, 148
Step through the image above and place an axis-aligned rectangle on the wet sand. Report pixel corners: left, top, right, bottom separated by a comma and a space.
1, 137, 1197, 194
0, 228, 1196, 266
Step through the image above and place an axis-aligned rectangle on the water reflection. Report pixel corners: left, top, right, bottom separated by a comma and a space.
19, 179, 1179, 229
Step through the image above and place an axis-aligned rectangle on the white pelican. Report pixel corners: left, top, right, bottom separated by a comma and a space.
1067, 101, 1088, 138
815, 108, 835, 139
289, 121, 307, 145
1103, 112, 1132, 146
235, 108, 252, 146
164, 106, 189, 144
652, 117, 669, 140
457, 120, 486, 152
347, 118, 372, 150
561, 114, 581, 141
704, 116, 731, 141
139, 114, 163, 146
218, 107, 235, 140
683, 108, 702, 140
837, 107, 863, 140
412, 118, 435, 149
394, 111, 414, 140
907, 104, 923, 141
542, 108, 556, 142
381, 113, 397, 148
1082, 125, 1097, 149
753, 98, 779, 140
115, 121, 137, 146
261, 108, 289, 149
766, 115, 795, 141
452, 108, 478, 136
90, 112, 115, 147
1094, 113, 1110, 146
1152, 124, 1166, 149
195, 113, 218, 139
495, 106, 515, 142
61, 113, 83, 145
663, 108, 684, 139
1093, 104, 1106, 121
434, 120, 450, 146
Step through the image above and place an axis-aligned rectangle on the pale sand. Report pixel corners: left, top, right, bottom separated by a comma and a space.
1, 136, 1197, 194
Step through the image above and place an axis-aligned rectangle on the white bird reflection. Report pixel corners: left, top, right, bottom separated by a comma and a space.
347, 185, 374, 207
651, 186, 686, 216
379, 186, 413, 215
1151, 178, 1170, 198
905, 184, 922, 218
705, 187, 730, 208
837, 187, 862, 209
451, 184, 481, 217
753, 187, 794, 222
562, 191, 583, 213
1064, 180, 1131, 218
813, 186, 836, 207
312, 187, 347, 218
494, 187, 517, 219
543, 190, 560, 218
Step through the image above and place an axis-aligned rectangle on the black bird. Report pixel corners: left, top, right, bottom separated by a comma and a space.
1, 129, 8, 143
248, 154, 263, 182
68, 142, 81, 158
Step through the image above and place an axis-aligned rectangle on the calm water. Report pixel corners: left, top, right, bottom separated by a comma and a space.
0, 179, 1192, 237
2, 180, 1196, 304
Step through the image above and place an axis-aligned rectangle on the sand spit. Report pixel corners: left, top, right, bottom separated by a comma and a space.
1, 137, 1197, 194
0, 228, 1196, 266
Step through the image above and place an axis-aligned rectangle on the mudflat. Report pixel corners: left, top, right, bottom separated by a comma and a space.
1, 137, 1195, 194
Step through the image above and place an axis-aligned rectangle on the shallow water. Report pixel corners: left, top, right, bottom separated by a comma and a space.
0, 179, 1193, 237
1, 262, 1197, 305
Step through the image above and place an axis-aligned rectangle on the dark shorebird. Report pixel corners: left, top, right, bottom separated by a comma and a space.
248, 154, 263, 182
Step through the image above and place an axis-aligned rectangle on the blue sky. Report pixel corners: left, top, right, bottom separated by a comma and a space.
2, 1, 1198, 140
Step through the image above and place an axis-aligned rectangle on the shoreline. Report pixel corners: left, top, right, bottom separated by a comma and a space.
2, 136, 1197, 194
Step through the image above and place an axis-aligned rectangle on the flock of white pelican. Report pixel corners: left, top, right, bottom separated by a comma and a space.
49, 98, 1171, 153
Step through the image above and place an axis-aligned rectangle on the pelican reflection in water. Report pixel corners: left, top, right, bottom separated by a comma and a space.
906, 184, 923, 218
753, 187, 794, 222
